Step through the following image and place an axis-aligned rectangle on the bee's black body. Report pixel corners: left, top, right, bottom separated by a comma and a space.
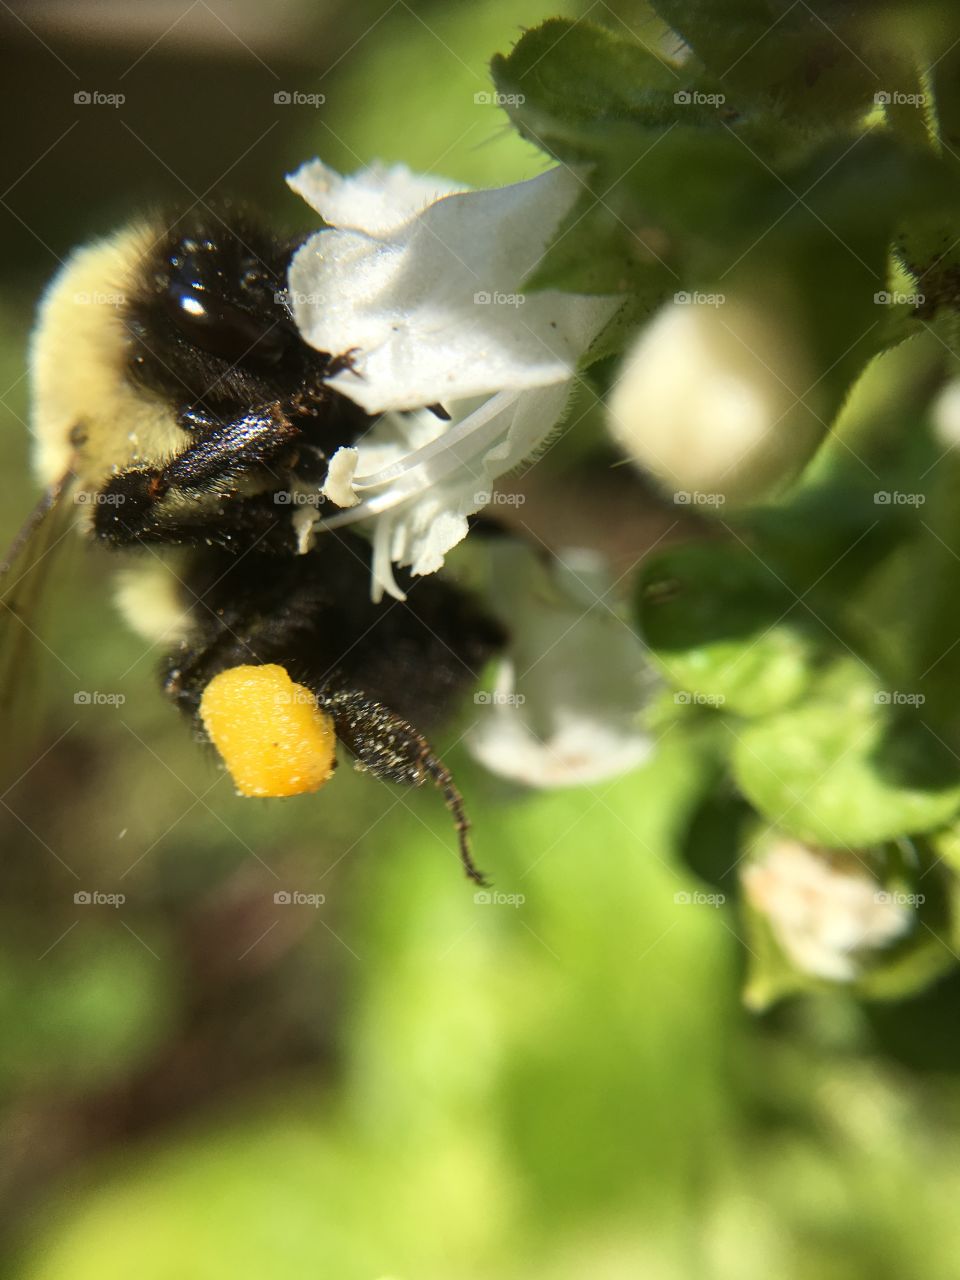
27, 208, 505, 882
93, 211, 371, 554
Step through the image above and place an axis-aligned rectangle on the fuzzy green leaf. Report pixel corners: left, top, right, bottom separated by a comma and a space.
732, 664, 960, 845
639, 543, 822, 718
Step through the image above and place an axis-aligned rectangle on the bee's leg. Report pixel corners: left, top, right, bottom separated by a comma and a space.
92, 406, 302, 548
319, 686, 488, 887
98, 490, 302, 554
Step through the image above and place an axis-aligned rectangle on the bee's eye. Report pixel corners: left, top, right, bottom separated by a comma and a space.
165, 286, 287, 366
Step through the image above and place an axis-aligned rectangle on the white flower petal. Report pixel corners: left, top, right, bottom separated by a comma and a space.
470, 696, 655, 788
322, 446, 361, 508
287, 159, 464, 235
292, 502, 318, 555
286, 160, 619, 589
371, 512, 404, 602
742, 839, 913, 982
289, 164, 615, 413
464, 542, 658, 787
932, 378, 960, 449
321, 383, 571, 599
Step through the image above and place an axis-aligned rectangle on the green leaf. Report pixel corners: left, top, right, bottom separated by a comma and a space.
523, 192, 674, 298
638, 542, 823, 717
647, 0, 918, 123
495, 16, 960, 387
491, 19, 682, 162
732, 663, 960, 845
935, 828, 960, 881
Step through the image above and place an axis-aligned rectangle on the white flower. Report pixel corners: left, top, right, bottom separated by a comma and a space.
606, 298, 824, 506
464, 540, 658, 787
931, 378, 960, 448
742, 838, 912, 982
286, 160, 617, 598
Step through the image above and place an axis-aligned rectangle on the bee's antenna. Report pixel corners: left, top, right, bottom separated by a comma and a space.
0, 471, 71, 584
423, 754, 489, 887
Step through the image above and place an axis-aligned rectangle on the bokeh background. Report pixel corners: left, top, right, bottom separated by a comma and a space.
2, 1, 960, 1276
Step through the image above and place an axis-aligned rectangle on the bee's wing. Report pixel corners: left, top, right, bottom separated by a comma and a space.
0, 471, 75, 718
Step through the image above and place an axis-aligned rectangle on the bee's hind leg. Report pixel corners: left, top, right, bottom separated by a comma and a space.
319, 685, 488, 887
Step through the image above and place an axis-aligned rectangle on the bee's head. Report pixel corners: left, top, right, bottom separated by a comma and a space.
125, 211, 330, 413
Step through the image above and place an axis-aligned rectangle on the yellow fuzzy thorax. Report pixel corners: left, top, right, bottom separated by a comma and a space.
29, 222, 190, 492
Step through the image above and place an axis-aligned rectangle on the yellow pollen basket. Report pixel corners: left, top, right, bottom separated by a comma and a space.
199, 664, 337, 798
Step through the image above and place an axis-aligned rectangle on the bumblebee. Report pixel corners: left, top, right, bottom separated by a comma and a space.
7, 207, 504, 882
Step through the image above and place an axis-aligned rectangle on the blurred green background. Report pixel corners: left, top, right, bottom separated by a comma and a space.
3, 1, 960, 1277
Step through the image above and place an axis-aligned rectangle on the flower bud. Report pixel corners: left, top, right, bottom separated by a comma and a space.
742, 838, 912, 982
931, 378, 960, 449
606, 298, 824, 505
